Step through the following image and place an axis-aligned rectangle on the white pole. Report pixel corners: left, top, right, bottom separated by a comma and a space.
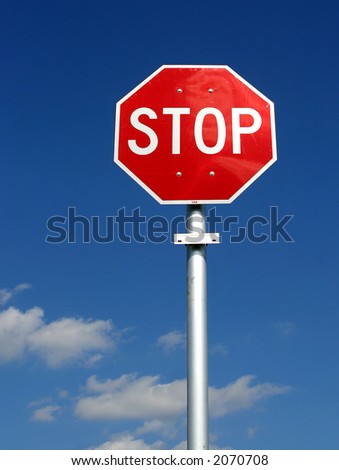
186, 204, 209, 450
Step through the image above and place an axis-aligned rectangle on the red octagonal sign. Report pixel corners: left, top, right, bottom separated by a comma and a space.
114, 65, 277, 204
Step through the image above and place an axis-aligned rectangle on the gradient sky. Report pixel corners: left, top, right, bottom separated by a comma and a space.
0, 0, 338, 450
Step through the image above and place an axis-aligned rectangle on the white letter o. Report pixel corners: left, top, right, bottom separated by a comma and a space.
194, 108, 226, 154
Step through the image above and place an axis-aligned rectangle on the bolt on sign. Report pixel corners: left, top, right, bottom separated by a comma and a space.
114, 65, 277, 204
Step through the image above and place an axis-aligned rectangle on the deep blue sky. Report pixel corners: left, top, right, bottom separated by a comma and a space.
0, 0, 338, 450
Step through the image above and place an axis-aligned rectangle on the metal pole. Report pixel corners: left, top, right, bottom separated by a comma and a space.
186, 204, 208, 450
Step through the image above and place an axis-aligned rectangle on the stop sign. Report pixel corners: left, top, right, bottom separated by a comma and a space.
114, 65, 276, 204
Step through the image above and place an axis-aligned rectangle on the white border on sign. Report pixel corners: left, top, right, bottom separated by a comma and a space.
114, 65, 277, 205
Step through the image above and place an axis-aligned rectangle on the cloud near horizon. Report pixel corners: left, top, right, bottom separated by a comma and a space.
93, 432, 164, 450
80, 373, 291, 450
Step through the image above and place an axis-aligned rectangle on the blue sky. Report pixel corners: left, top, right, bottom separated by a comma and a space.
0, 0, 338, 450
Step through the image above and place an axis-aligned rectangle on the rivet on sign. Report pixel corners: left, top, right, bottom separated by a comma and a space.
176, 171, 182, 177
177, 88, 183, 94
209, 171, 215, 177
208, 88, 214, 93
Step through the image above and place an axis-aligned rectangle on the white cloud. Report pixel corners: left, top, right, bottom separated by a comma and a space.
75, 373, 290, 424
84, 354, 104, 367
135, 419, 172, 437
0, 283, 31, 306
28, 317, 113, 368
135, 418, 180, 441
75, 374, 186, 420
209, 375, 291, 417
173, 440, 187, 450
0, 307, 44, 362
28, 397, 52, 408
31, 405, 60, 422
93, 432, 164, 450
0, 290, 12, 306
0, 306, 119, 367
157, 331, 185, 353
78, 373, 291, 450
